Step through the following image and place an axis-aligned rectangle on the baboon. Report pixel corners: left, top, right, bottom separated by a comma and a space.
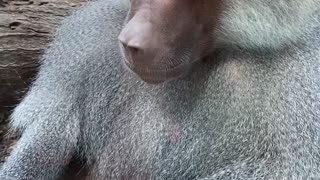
1, 0, 320, 179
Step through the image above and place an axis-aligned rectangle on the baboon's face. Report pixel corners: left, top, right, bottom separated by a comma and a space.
119, 0, 223, 84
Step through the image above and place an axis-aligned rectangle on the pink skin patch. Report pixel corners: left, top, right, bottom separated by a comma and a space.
168, 123, 183, 143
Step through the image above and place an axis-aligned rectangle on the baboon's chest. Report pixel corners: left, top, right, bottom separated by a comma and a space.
99, 101, 227, 180
93, 59, 273, 179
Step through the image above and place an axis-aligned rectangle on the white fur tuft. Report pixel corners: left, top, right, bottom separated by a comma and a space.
119, 0, 130, 7
216, 0, 319, 49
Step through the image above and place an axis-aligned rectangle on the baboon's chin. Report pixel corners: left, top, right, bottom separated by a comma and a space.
124, 62, 191, 84
133, 70, 182, 85
139, 77, 167, 84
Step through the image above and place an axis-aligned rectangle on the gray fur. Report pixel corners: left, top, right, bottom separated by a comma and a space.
1, 0, 320, 179
217, 0, 320, 49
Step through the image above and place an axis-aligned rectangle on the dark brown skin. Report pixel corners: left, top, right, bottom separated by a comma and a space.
119, 0, 223, 84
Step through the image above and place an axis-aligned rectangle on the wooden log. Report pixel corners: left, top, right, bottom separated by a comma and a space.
0, 0, 87, 113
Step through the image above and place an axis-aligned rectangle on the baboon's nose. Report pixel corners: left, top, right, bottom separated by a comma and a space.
118, 15, 155, 65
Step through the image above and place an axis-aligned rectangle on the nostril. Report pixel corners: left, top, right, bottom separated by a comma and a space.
127, 45, 140, 54
119, 39, 127, 48
122, 43, 141, 55
118, 35, 129, 48
120, 40, 141, 54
